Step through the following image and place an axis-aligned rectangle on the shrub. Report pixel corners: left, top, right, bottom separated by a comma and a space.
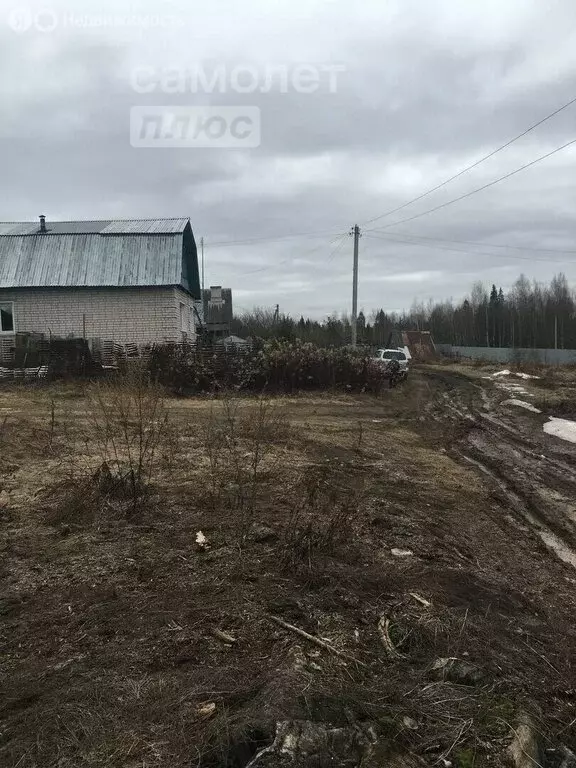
148, 340, 391, 394
280, 466, 362, 573
201, 394, 287, 543
84, 369, 172, 508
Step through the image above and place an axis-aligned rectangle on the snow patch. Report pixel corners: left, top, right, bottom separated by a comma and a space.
485, 369, 540, 381
502, 399, 542, 414
495, 382, 533, 397
498, 383, 527, 392
543, 417, 576, 444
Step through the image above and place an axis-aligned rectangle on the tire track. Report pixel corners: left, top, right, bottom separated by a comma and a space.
423, 368, 576, 569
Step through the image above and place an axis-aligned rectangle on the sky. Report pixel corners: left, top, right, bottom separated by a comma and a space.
1, 0, 575, 318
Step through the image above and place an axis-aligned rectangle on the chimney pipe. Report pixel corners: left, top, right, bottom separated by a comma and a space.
39, 214, 46, 233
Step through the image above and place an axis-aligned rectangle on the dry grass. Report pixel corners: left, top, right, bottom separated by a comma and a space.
1, 374, 576, 767
84, 371, 173, 502
198, 395, 293, 543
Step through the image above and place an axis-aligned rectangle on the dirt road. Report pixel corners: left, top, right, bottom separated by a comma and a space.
422, 366, 576, 568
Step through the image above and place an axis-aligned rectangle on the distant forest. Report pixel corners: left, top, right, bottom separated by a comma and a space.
231, 272, 576, 349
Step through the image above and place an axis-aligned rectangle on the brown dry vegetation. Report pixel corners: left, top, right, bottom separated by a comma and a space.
1, 368, 576, 767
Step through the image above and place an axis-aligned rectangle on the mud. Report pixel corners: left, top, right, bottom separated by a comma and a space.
423, 368, 576, 569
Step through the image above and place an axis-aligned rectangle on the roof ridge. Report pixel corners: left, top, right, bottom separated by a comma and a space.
0, 217, 188, 223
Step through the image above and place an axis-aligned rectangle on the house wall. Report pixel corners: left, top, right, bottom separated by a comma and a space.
0, 286, 197, 346
174, 286, 198, 342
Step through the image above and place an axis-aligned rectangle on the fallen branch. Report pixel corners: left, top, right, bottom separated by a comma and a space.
409, 592, 431, 608
211, 628, 238, 645
267, 615, 365, 666
378, 616, 405, 659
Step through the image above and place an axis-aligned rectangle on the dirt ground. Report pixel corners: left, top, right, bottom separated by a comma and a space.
1, 364, 576, 767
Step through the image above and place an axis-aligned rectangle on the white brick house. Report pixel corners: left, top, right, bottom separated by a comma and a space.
0, 217, 201, 351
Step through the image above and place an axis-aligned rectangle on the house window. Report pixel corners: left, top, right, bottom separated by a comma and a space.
0, 303, 14, 333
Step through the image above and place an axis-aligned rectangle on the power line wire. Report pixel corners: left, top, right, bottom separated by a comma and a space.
204, 228, 343, 248
363, 95, 576, 226
200, 99, 576, 263
326, 234, 349, 263
367, 230, 576, 255
364, 231, 576, 265
243, 233, 348, 275
363, 137, 576, 232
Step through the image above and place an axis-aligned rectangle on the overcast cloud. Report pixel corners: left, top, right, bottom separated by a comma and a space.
1, 0, 575, 317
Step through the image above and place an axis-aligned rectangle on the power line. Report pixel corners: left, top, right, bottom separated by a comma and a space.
198, 98, 576, 272
363, 95, 576, 226
326, 234, 349, 263
364, 231, 576, 264
243, 233, 348, 276
367, 230, 576, 255
364, 231, 576, 265
204, 228, 343, 248
200, 114, 576, 256
363, 137, 576, 232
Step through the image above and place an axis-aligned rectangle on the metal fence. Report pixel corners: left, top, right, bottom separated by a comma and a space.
436, 345, 576, 365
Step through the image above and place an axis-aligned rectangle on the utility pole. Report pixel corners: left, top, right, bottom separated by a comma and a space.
200, 237, 205, 294
350, 225, 360, 347
554, 314, 558, 350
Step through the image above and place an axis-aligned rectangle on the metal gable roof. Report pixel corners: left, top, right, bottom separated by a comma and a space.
0, 218, 189, 236
101, 218, 189, 234
0, 218, 193, 289
0, 223, 39, 236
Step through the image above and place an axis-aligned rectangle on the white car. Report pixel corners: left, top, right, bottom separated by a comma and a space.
374, 348, 409, 378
